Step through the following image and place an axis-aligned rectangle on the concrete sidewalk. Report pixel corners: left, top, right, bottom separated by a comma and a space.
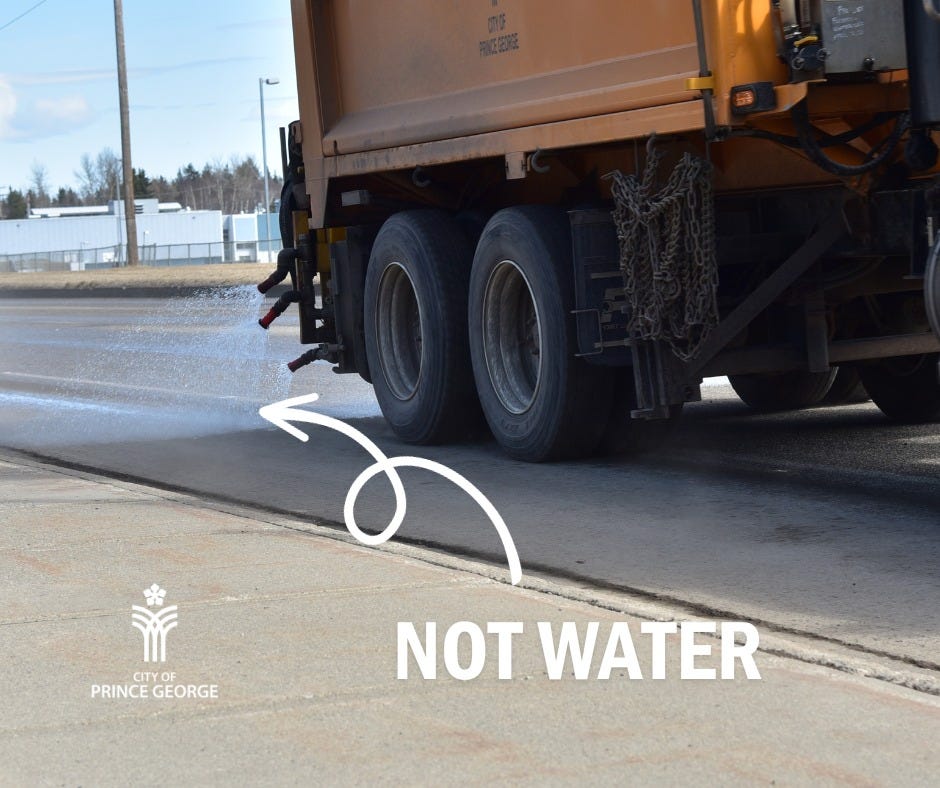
1, 454, 938, 785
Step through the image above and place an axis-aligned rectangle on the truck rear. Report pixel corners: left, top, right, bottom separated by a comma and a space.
255, 0, 940, 461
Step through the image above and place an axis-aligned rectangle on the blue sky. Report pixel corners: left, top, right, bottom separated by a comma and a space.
0, 0, 299, 194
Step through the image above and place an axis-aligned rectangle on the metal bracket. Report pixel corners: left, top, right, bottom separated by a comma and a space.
689, 207, 848, 376
804, 291, 830, 373
505, 152, 527, 180
528, 148, 551, 174
411, 167, 431, 188
685, 76, 716, 91
631, 341, 692, 419
571, 308, 604, 357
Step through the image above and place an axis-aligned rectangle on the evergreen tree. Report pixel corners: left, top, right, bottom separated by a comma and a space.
3, 189, 28, 219
54, 187, 81, 207
133, 168, 152, 198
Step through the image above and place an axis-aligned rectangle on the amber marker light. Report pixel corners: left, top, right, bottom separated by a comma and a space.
733, 88, 757, 110
730, 82, 777, 116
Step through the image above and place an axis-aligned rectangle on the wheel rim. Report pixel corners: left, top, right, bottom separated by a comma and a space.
376, 262, 422, 400
926, 236, 940, 340
482, 260, 542, 414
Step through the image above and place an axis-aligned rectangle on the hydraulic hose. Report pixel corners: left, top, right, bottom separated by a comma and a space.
731, 112, 899, 150
791, 100, 910, 177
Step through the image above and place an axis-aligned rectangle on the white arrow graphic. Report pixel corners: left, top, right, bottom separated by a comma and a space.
259, 393, 522, 585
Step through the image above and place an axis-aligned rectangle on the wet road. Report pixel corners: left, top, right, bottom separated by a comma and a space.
2, 294, 939, 670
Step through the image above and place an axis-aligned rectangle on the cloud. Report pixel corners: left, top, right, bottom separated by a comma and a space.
34, 95, 92, 124
131, 101, 222, 112
238, 94, 298, 124
0, 78, 94, 142
10, 68, 114, 86
0, 75, 16, 138
8, 56, 263, 88
217, 17, 290, 31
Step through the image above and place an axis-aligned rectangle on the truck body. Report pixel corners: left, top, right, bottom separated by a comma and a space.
261, 0, 940, 461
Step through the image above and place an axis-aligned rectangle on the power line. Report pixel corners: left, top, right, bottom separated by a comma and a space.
0, 0, 49, 33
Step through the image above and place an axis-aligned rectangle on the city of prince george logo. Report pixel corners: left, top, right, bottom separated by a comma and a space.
131, 583, 178, 662
90, 585, 219, 699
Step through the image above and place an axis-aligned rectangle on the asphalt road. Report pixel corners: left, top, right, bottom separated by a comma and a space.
2, 294, 938, 672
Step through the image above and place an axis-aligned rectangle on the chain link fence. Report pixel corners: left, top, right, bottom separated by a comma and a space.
0, 241, 278, 273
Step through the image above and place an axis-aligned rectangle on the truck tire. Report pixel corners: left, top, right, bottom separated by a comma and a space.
455, 210, 489, 248
858, 353, 940, 422
364, 210, 480, 444
468, 206, 612, 461
600, 368, 683, 456
822, 366, 869, 406
729, 369, 837, 411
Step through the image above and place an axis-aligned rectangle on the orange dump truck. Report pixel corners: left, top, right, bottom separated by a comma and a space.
256, 0, 940, 461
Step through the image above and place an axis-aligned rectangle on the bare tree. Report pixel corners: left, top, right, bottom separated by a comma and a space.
177, 164, 199, 209
205, 159, 228, 213
38, 151, 280, 212
231, 156, 263, 213
29, 162, 51, 208
73, 148, 122, 204
75, 153, 98, 202
97, 149, 121, 202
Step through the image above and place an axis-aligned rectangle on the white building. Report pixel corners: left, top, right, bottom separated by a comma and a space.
223, 214, 261, 262
0, 200, 223, 270
223, 211, 280, 263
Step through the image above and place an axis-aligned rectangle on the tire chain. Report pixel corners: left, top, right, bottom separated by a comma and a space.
608, 144, 719, 362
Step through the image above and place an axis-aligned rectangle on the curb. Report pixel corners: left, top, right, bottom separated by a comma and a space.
5, 446, 939, 700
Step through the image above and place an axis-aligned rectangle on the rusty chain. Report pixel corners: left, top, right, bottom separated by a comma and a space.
608, 140, 719, 362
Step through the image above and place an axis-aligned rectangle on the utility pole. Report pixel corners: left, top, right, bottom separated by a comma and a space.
259, 77, 280, 262
113, 0, 138, 266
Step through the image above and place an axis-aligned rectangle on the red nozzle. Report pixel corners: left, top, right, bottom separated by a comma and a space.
287, 349, 319, 373
259, 308, 279, 330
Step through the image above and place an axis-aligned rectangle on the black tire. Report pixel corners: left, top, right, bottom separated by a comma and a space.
822, 366, 869, 406
600, 368, 683, 456
455, 210, 490, 249
364, 210, 480, 444
858, 353, 940, 423
729, 369, 837, 411
468, 206, 613, 461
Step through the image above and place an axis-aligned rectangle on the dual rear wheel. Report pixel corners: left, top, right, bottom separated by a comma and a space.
364, 207, 679, 461
364, 209, 940, 459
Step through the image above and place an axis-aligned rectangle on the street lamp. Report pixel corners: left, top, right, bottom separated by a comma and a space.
259, 76, 280, 262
